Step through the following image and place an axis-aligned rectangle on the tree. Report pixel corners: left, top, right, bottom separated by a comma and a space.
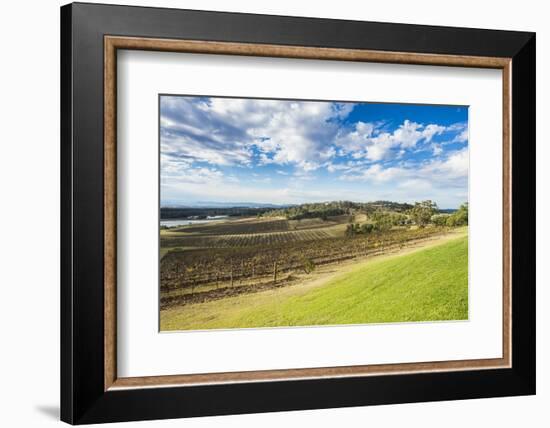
431, 213, 450, 227
374, 218, 392, 232
446, 202, 468, 226
455, 202, 468, 225
409, 200, 438, 227
360, 223, 374, 234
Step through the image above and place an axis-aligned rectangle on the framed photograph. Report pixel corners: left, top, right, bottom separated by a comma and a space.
61, 2, 535, 424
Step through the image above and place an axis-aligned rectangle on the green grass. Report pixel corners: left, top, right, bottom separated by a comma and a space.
161, 235, 468, 331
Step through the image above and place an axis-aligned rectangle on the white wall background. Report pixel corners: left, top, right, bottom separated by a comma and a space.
0, 0, 546, 426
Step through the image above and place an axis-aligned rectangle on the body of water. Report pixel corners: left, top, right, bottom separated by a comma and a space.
160, 215, 228, 227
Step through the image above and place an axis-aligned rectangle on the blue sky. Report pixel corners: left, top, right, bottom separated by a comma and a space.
160, 95, 468, 208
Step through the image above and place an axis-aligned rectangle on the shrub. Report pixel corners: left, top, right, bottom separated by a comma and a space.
409, 200, 438, 226
446, 203, 468, 227
431, 214, 450, 227
360, 223, 374, 234
301, 257, 316, 274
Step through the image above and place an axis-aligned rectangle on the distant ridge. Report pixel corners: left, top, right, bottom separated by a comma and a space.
161, 201, 292, 209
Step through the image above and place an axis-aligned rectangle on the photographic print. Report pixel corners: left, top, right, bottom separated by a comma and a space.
159, 95, 469, 332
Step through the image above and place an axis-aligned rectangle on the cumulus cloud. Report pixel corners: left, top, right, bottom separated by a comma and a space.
341, 147, 468, 189
423, 146, 469, 179
161, 96, 355, 172
160, 96, 469, 207
432, 144, 443, 156
453, 128, 469, 143
444, 122, 469, 144
326, 162, 352, 173
341, 164, 405, 182
162, 165, 224, 185
335, 119, 448, 162
161, 151, 238, 189
160, 97, 253, 166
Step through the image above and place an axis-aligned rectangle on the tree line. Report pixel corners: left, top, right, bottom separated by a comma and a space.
161, 206, 273, 219
345, 200, 468, 237
262, 200, 415, 220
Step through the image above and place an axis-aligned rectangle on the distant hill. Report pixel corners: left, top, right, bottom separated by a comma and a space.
261, 200, 416, 221
161, 206, 278, 220
161, 200, 461, 220
161, 201, 291, 209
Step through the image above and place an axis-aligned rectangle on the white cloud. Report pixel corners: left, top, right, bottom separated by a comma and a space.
340, 147, 468, 188
326, 162, 351, 173
162, 165, 224, 186
335, 119, 447, 162
421, 124, 447, 143
247, 101, 343, 170
398, 178, 433, 191
258, 153, 275, 165
292, 170, 316, 181
443, 122, 469, 144
334, 121, 376, 153
160, 97, 469, 207
162, 97, 356, 172
160, 97, 253, 167
336, 148, 468, 207
432, 144, 443, 156
162, 148, 468, 207
422, 146, 469, 179
251, 176, 272, 184
300, 161, 320, 172
341, 164, 404, 182
453, 128, 469, 143
162, 179, 362, 205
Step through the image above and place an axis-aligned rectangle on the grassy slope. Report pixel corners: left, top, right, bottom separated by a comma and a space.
161, 235, 468, 331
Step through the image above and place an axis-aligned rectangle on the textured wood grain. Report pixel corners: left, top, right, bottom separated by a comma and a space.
104, 37, 117, 391
104, 36, 512, 390
110, 357, 508, 389
106, 36, 510, 68
502, 62, 512, 367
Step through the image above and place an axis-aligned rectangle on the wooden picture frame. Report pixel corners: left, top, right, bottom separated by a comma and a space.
61, 2, 535, 424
